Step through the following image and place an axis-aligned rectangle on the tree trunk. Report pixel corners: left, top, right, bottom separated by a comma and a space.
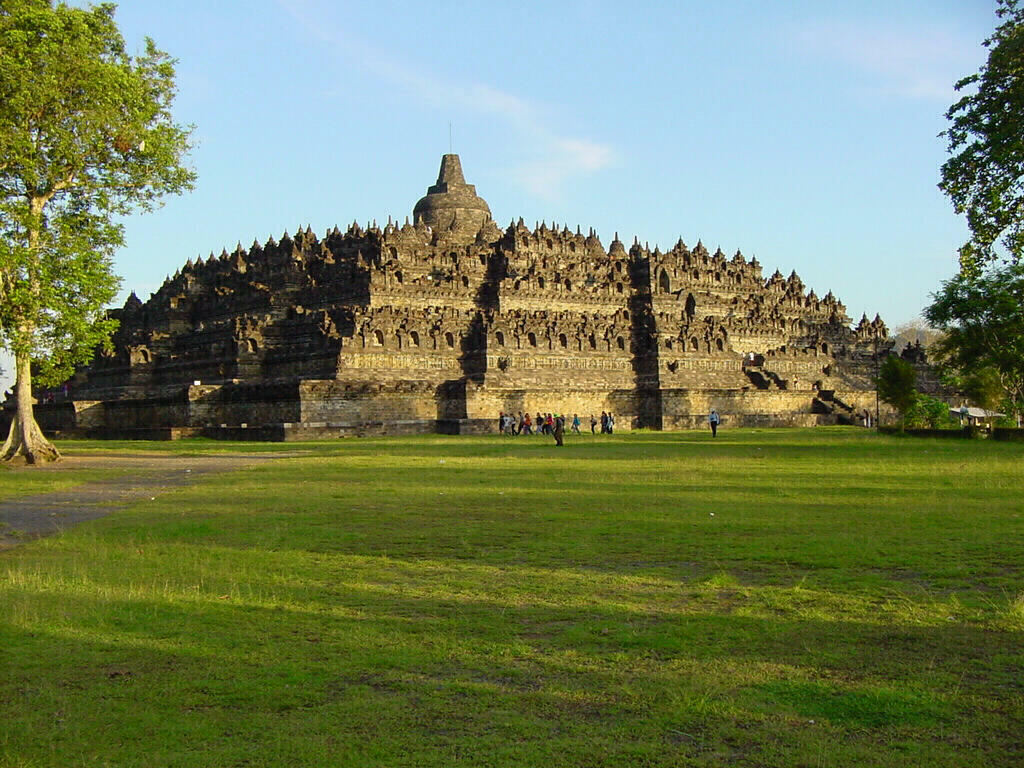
1, 349, 60, 464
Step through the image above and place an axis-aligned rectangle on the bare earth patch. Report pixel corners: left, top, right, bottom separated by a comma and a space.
0, 452, 293, 550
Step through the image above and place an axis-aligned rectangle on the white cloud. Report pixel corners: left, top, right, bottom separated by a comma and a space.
790, 20, 982, 101
276, 0, 614, 200
512, 139, 616, 199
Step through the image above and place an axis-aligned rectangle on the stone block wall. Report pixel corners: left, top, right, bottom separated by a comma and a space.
661, 389, 819, 429
298, 380, 442, 424
190, 382, 303, 426
465, 380, 640, 428
104, 393, 190, 429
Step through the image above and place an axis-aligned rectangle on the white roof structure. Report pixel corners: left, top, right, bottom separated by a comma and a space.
951, 406, 1005, 419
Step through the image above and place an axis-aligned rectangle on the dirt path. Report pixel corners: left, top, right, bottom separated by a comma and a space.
0, 453, 296, 551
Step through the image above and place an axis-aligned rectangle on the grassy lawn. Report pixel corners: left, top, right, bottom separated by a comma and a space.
0, 464, 125, 504
2, 428, 1022, 767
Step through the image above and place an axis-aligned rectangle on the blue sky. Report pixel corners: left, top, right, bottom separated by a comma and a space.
0, 1, 999, 391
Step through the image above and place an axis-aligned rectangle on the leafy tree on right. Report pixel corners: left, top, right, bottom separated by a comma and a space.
927, 0, 1024, 425
940, 0, 1024, 277
925, 264, 1024, 423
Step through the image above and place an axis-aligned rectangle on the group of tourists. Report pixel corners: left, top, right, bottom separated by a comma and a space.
498, 411, 619, 439
499, 411, 578, 437
497, 409, 723, 441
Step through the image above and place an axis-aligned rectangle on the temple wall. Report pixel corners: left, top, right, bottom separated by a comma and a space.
482, 353, 636, 389
500, 294, 627, 315
661, 389, 821, 429
657, 356, 748, 389
369, 291, 478, 312
104, 394, 191, 429
338, 353, 463, 378
189, 383, 303, 426
23, 400, 105, 433
465, 381, 640, 428
831, 361, 880, 390
298, 380, 444, 423
728, 333, 791, 354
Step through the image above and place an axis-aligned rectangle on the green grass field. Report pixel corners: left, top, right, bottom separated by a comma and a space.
2, 429, 1023, 767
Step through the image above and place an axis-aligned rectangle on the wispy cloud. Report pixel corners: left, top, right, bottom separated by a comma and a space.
513, 138, 615, 199
276, 0, 614, 200
789, 20, 982, 101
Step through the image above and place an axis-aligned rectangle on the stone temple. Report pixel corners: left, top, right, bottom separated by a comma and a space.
44, 154, 932, 439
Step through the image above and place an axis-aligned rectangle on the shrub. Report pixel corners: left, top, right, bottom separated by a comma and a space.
905, 394, 958, 429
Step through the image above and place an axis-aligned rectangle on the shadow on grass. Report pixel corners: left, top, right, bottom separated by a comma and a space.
4, 574, 1020, 766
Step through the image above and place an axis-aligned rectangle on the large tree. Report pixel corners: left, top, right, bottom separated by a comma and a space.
876, 355, 918, 431
940, 0, 1024, 277
925, 262, 1024, 421
0, 1, 194, 463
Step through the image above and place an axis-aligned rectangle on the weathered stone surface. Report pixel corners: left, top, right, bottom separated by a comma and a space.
413, 154, 493, 239
24, 154, 942, 438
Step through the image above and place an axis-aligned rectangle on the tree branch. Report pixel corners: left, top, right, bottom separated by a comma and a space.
50, 170, 77, 195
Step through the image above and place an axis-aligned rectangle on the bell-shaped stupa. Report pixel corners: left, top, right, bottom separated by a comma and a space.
412, 154, 492, 241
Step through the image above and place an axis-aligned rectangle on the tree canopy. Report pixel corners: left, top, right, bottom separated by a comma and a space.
940, 0, 1024, 277
925, 262, 1024, 420
876, 355, 917, 430
0, 0, 195, 462
891, 318, 944, 354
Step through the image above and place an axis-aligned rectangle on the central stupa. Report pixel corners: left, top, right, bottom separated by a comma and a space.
412, 154, 492, 239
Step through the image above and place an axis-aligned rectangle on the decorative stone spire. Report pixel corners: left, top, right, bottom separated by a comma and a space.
412, 154, 492, 243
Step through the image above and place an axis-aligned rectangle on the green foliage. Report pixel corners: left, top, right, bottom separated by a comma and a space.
2, 431, 1024, 766
876, 355, 917, 426
996, 407, 1019, 428
962, 366, 1009, 411
0, 0, 195, 385
904, 393, 957, 429
925, 262, 1024, 420
940, 0, 1024, 276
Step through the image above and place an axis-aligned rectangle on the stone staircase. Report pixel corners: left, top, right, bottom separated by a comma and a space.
744, 365, 788, 390
813, 389, 857, 424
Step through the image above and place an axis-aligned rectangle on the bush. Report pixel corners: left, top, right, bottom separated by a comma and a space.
904, 393, 958, 429
996, 398, 1022, 428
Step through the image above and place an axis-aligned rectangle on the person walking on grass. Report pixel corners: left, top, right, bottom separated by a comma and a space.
709, 408, 720, 437
553, 413, 565, 446
590, 414, 597, 434
571, 413, 581, 434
